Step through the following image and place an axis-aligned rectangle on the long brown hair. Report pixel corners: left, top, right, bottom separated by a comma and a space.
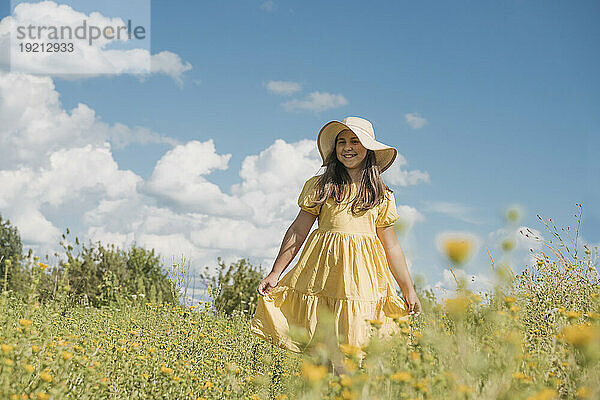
310, 131, 393, 215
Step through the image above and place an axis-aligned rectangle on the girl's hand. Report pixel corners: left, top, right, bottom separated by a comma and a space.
257, 273, 280, 297
403, 289, 422, 317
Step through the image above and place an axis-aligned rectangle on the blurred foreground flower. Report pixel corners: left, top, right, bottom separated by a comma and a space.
558, 324, 599, 348
501, 237, 516, 251
436, 232, 479, 267
393, 219, 410, 237
301, 360, 328, 382
444, 295, 472, 320
526, 388, 558, 400
503, 205, 524, 224
339, 343, 362, 356
390, 371, 412, 382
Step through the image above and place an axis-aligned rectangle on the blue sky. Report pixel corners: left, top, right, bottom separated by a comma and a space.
1, 0, 598, 302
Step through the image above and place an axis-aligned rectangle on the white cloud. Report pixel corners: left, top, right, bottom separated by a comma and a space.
230, 138, 323, 226
0, 70, 178, 169
144, 140, 250, 217
260, 1, 277, 12
384, 153, 430, 186
0, 2, 191, 83
149, 51, 193, 86
422, 201, 482, 225
266, 80, 301, 96
404, 112, 428, 129
0, 143, 141, 244
283, 91, 348, 113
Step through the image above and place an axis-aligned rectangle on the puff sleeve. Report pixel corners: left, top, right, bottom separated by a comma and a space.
297, 176, 322, 216
375, 189, 400, 228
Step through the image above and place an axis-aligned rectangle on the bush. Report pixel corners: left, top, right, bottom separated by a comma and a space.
199, 257, 264, 317
52, 233, 177, 307
0, 214, 23, 287
0, 213, 29, 294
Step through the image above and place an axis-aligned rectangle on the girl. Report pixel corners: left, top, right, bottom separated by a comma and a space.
250, 116, 421, 372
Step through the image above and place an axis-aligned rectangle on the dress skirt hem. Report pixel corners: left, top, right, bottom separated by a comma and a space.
249, 284, 410, 355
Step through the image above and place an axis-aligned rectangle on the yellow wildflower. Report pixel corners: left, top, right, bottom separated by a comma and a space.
512, 372, 532, 382
457, 384, 474, 393
367, 319, 383, 329
340, 374, 352, 386
1, 344, 13, 354
566, 311, 582, 319
339, 343, 362, 356
343, 358, 358, 372
390, 371, 412, 382
24, 364, 35, 373
576, 386, 592, 398
414, 378, 428, 392
36, 392, 50, 400
160, 365, 173, 375
559, 324, 599, 347
40, 372, 53, 382
587, 312, 600, 320
526, 388, 558, 400
440, 235, 476, 265
301, 360, 328, 381
445, 296, 471, 318
62, 351, 73, 360
19, 319, 33, 327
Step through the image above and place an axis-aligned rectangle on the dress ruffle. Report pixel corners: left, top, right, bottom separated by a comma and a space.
250, 284, 410, 354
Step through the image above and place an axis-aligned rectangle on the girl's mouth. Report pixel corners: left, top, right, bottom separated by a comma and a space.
343, 154, 356, 159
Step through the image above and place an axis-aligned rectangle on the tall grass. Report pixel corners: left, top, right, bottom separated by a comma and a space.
0, 204, 598, 399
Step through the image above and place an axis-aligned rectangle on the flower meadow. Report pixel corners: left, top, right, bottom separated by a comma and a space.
1, 204, 599, 400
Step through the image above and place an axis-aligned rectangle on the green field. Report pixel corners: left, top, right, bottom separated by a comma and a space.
1, 209, 599, 400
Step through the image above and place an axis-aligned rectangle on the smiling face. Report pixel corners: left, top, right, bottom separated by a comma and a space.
336, 129, 367, 172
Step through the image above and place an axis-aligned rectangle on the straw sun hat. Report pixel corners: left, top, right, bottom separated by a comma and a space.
317, 116, 397, 173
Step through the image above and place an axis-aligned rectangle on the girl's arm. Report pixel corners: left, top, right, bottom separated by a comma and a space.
267, 210, 317, 279
376, 225, 421, 315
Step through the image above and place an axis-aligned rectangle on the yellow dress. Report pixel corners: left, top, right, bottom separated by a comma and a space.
250, 175, 410, 354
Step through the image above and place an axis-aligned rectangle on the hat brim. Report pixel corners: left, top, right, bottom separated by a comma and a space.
317, 120, 397, 173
